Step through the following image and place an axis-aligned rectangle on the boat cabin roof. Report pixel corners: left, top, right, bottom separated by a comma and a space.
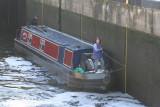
23, 26, 93, 51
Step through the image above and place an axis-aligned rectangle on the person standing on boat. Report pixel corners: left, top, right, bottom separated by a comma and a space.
93, 37, 105, 73
31, 15, 38, 26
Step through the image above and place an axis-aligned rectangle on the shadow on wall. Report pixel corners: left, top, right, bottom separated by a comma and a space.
0, 0, 26, 42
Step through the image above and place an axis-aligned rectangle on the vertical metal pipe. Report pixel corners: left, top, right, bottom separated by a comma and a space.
8, 0, 10, 27
6, 0, 11, 41
59, 0, 62, 31
80, 0, 83, 40
124, 0, 129, 93
124, 24, 128, 93
42, 0, 44, 25
80, 14, 83, 39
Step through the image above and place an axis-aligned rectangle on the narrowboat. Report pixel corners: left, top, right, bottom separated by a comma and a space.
14, 25, 113, 92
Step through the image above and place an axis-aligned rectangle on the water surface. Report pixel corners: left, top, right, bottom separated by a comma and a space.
0, 41, 145, 107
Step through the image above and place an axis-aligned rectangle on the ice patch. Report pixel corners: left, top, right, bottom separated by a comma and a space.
1, 92, 145, 107
5, 57, 32, 66
49, 92, 145, 107
5, 57, 41, 71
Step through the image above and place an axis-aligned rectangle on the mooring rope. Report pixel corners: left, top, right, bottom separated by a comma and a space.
102, 52, 125, 67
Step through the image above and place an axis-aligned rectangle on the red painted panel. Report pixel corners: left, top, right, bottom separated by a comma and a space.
44, 41, 59, 60
64, 49, 73, 67
21, 30, 28, 43
20, 29, 59, 60
31, 34, 41, 49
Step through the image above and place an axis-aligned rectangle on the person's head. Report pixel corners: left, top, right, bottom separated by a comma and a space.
34, 15, 38, 20
95, 37, 101, 44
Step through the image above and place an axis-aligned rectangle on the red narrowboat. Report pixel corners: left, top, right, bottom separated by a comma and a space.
14, 25, 113, 92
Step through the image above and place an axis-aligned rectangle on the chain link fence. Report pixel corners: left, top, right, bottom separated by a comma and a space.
113, 0, 160, 9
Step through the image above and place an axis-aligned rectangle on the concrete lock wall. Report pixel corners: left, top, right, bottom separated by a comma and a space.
0, 0, 26, 41
26, 0, 160, 106
0, 0, 18, 40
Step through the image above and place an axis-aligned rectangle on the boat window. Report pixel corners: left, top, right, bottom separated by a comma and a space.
27, 33, 32, 44
40, 39, 45, 51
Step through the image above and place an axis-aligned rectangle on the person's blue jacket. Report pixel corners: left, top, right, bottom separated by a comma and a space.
93, 43, 102, 60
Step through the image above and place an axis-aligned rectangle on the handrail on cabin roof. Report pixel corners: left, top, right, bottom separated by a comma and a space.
30, 25, 49, 36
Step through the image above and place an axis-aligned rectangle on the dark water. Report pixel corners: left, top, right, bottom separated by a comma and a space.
0, 39, 145, 107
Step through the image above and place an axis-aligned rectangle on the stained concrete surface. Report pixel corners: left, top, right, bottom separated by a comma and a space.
1, 0, 160, 106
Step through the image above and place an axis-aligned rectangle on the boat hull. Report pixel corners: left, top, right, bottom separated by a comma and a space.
67, 73, 109, 92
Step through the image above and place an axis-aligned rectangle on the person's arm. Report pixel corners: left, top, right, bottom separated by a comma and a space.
93, 44, 102, 52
